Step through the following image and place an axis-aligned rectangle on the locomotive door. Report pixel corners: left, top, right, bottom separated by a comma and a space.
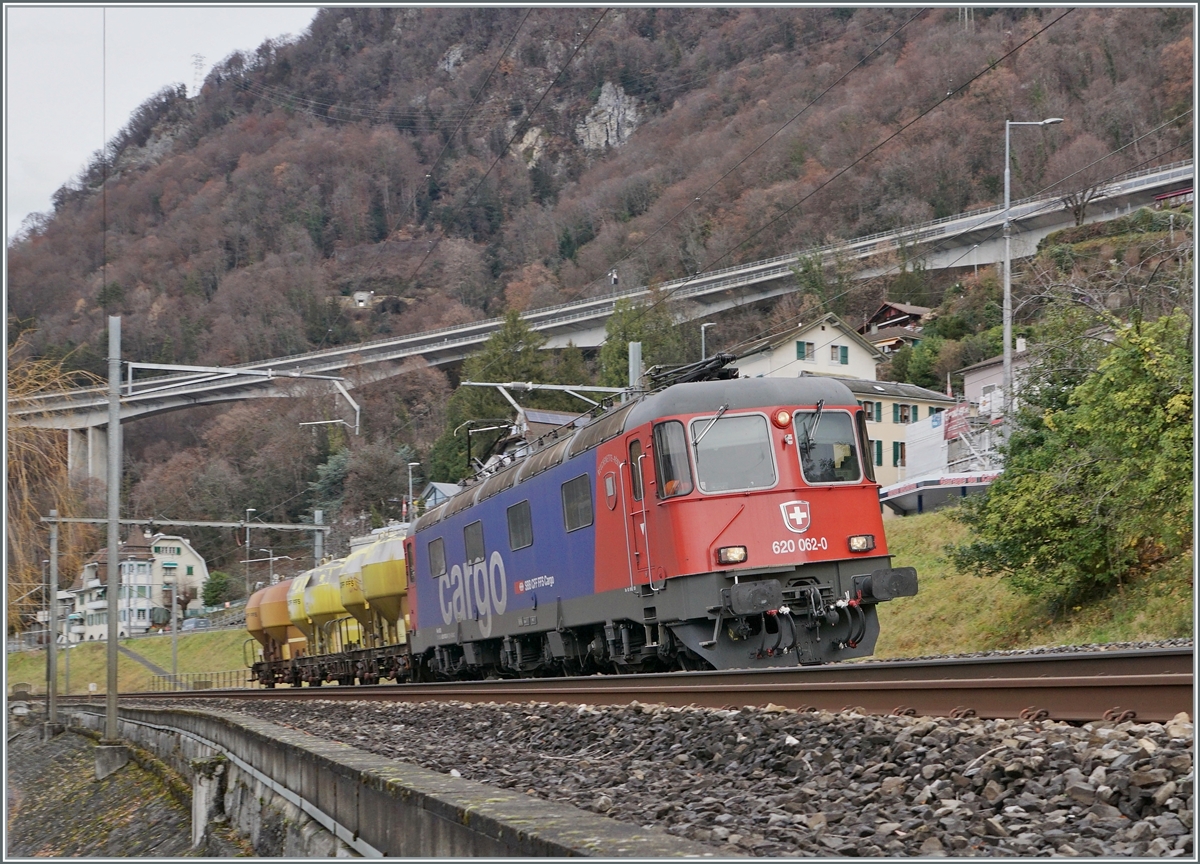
625, 435, 651, 582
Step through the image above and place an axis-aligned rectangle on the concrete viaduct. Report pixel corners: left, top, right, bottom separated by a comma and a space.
12, 160, 1191, 484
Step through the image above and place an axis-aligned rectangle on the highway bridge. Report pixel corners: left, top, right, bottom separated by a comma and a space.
12, 160, 1191, 481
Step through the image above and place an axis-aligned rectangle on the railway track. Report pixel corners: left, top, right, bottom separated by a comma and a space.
87, 647, 1192, 723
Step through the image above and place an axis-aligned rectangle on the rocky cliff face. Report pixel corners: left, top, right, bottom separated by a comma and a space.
576, 82, 639, 152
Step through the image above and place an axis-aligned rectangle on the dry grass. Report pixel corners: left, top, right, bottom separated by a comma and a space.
7, 629, 251, 695
6, 338, 100, 633
876, 510, 1193, 658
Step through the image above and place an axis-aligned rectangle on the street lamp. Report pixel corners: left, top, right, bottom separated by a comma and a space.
244, 508, 256, 597
163, 574, 178, 689
1003, 117, 1063, 438
700, 323, 716, 361
407, 462, 421, 523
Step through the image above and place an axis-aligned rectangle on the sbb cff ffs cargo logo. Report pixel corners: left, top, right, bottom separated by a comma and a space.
780, 500, 811, 534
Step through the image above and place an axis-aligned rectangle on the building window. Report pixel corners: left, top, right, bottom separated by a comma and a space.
137, 609, 147, 620
796, 341, 815, 361
929, 406, 945, 419
860, 400, 882, 422
186, 566, 194, 576
829, 344, 849, 365
507, 501, 533, 551
893, 441, 907, 467
893, 403, 920, 424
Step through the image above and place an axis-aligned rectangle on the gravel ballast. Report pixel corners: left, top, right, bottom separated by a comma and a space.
171, 695, 1194, 858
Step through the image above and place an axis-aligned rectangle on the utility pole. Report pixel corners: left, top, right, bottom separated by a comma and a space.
314, 510, 324, 566
97, 315, 129, 778
45, 512, 58, 738
244, 508, 256, 597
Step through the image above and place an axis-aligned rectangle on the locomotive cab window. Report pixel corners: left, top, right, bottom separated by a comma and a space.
561, 474, 594, 532
689, 413, 776, 493
653, 421, 694, 498
427, 537, 447, 578
464, 521, 485, 564
856, 410, 876, 483
794, 410, 863, 484
507, 500, 533, 550
628, 439, 645, 501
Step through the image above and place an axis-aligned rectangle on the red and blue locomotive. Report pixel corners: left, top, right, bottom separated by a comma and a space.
404, 363, 917, 677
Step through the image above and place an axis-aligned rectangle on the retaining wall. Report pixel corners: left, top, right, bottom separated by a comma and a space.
67, 705, 716, 857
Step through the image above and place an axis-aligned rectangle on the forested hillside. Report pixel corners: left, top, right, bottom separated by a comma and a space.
6, 7, 1192, 594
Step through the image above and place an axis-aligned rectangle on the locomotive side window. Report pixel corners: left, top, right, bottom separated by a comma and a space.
689, 413, 776, 493
629, 440, 644, 501
507, 500, 533, 550
561, 474, 594, 532
464, 520, 485, 564
653, 421, 694, 498
427, 537, 447, 578
855, 410, 876, 483
794, 411, 862, 483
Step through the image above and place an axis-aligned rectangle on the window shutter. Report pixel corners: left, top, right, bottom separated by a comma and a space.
796, 341, 804, 360
892, 402, 900, 423
840, 345, 849, 365
912, 404, 919, 423
876, 401, 882, 423
892, 441, 900, 466
875, 440, 883, 466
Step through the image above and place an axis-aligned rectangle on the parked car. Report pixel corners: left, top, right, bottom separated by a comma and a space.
181, 618, 210, 632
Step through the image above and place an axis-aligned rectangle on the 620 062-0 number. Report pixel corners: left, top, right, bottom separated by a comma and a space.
772, 537, 828, 554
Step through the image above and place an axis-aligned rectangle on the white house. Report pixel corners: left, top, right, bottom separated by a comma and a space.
738, 313, 886, 381
956, 338, 1031, 420
68, 533, 209, 641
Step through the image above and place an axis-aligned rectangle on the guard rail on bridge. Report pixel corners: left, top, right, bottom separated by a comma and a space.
14, 159, 1192, 430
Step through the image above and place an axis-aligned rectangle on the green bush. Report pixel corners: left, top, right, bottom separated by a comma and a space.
950, 311, 1193, 606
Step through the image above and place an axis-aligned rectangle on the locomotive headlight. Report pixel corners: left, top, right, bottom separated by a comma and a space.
717, 546, 748, 565
771, 409, 792, 429
848, 534, 876, 552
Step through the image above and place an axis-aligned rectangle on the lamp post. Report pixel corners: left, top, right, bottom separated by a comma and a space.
42, 556, 51, 720
244, 508, 255, 596
164, 574, 178, 688
407, 462, 421, 523
1003, 117, 1063, 438
700, 323, 716, 360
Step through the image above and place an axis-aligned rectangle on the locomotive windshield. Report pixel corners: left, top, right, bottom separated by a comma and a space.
794, 410, 863, 483
653, 421, 694, 498
690, 413, 776, 493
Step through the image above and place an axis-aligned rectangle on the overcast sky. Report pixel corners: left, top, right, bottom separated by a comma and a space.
5, 5, 319, 239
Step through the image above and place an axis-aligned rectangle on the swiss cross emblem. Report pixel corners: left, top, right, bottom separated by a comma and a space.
780, 500, 811, 534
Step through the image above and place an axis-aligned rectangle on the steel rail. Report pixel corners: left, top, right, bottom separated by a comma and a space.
90, 648, 1192, 724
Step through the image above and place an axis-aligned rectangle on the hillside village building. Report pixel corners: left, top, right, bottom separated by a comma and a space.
737, 313, 886, 380
67, 533, 209, 641
857, 301, 931, 356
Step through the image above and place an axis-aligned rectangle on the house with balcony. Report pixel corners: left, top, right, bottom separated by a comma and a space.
875, 341, 1041, 516
738, 313, 886, 381
66, 533, 209, 641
